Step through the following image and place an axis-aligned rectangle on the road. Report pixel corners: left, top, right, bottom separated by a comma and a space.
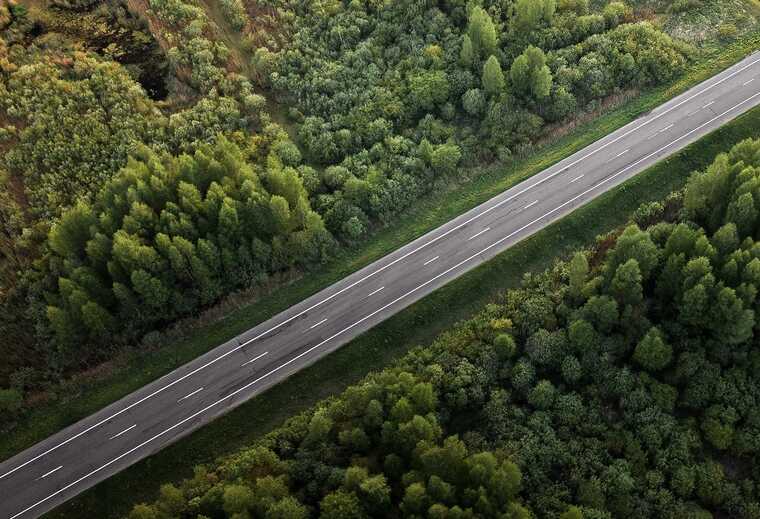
4, 51, 760, 519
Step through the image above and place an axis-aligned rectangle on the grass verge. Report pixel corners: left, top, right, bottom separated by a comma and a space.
43, 94, 760, 519
3, 30, 760, 473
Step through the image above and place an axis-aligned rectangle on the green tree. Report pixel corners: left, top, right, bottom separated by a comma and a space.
223, 484, 255, 515
510, 46, 552, 100
467, 6, 497, 58
482, 55, 505, 96
431, 143, 462, 176
515, 0, 556, 30
460, 35, 474, 68
568, 251, 589, 299
632, 328, 672, 371
610, 258, 643, 307
319, 490, 365, 519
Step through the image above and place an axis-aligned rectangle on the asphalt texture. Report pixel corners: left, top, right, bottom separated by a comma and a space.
4, 51, 760, 519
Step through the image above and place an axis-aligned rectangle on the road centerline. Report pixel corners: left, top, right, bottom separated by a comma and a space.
309, 319, 327, 329
177, 387, 204, 403
36, 466, 62, 481
108, 424, 137, 441
240, 351, 269, 367
468, 228, 490, 240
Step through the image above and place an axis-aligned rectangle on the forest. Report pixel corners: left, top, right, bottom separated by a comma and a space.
127, 137, 760, 519
0, 0, 748, 425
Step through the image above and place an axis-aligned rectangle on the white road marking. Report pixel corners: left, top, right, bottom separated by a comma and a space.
177, 387, 203, 403
108, 424, 136, 440
616, 148, 630, 158
11, 86, 760, 519
659, 123, 674, 133
524, 200, 539, 209
240, 351, 269, 367
309, 318, 327, 329
6, 54, 760, 486
745, 78, 755, 86
570, 174, 584, 183
703, 101, 715, 109
468, 227, 490, 240
423, 256, 439, 266
646, 132, 658, 140
36, 466, 62, 481
366, 286, 385, 297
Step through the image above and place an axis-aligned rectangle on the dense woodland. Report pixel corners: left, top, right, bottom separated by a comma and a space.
129, 138, 760, 519
0, 0, 743, 421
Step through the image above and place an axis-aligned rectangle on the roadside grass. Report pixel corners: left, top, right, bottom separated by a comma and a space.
3, 30, 760, 481
43, 92, 760, 519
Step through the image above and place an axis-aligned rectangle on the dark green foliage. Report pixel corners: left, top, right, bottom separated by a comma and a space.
40, 136, 332, 361
134, 138, 760, 518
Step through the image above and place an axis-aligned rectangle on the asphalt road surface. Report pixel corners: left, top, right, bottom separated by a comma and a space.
4, 51, 760, 519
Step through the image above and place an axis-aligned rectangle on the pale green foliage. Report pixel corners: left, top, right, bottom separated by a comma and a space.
482, 55, 505, 96
510, 46, 552, 100
467, 6, 498, 58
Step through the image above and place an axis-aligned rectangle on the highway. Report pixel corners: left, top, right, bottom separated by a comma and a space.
3, 51, 760, 519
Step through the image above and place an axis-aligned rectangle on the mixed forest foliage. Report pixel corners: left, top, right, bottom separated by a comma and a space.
129, 138, 760, 519
42, 136, 332, 354
0, 0, 714, 419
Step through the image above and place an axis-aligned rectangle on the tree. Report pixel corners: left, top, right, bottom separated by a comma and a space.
462, 88, 486, 116
560, 506, 584, 519
467, 6, 497, 58
319, 490, 365, 519
515, 0, 556, 31
266, 497, 308, 519
223, 484, 255, 516
632, 328, 672, 371
401, 482, 429, 515
482, 56, 505, 96
510, 46, 553, 100
494, 333, 517, 360
460, 35, 474, 68
610, 259, 643, 307
431, 143, 462, 175
568, 251, 589, 299
409, 71, 450, 112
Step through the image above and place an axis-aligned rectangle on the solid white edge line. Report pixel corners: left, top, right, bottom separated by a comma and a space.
423, 256, 439, 266
108, 424, 137, 441
468, 227, 490, 240
10, 91, 760, 519
177, 387, 204, 403
309, 318, 327, 329
36, 466, 62, 481
5, 52, 760, 483
240, 351, 269, 367
366, 286, 385, 297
